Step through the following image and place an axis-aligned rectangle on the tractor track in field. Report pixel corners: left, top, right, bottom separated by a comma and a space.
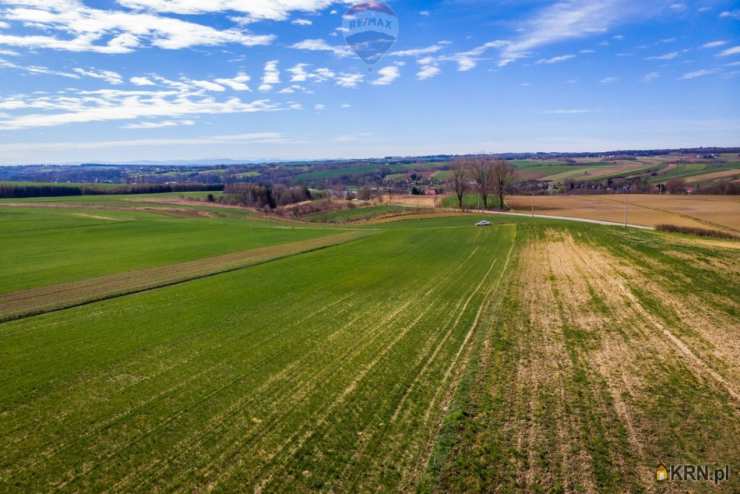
406, 237, 517, 490
247, 245, 489, 493
107, 233, 486, 493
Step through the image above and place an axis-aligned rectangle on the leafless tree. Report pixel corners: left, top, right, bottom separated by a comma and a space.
491, 160, 516, 210
447, 160, 468, 209
666, 178, 687, 194
465, 157, 495, 209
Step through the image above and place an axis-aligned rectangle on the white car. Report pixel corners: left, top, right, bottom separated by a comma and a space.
475, 220, 492, 227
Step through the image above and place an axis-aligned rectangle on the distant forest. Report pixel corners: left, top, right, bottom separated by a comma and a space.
0, 182, 222, 199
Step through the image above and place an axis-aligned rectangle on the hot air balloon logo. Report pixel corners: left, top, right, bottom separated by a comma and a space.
342, 1, 399, 66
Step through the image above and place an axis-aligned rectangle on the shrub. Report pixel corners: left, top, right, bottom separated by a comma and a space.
655, 224, 737, 240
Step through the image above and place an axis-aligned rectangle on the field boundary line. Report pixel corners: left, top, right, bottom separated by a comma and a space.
0, 231, 372, 324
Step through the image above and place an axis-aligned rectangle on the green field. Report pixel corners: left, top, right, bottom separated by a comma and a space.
0, 201, 335, 294
440, 193, 504, 209
1, 196, 738, 493
303, 205, 407, 223
648, 163, 740, 184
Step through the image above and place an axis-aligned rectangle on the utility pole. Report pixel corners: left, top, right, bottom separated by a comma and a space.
624, 190, 629, 228
531, 191, 535, 218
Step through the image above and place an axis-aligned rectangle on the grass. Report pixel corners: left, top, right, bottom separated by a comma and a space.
303, 205, 407, 223
648, 162, 740, 184
0, 204, 337, 294
655, 224, 737, 240
440, 193, 503, 209
0, 195, 738, 493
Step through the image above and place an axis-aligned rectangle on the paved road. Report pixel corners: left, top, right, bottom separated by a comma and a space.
439, 207, 655, 230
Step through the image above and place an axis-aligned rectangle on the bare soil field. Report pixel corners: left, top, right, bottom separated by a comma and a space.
507, 194, 740, 234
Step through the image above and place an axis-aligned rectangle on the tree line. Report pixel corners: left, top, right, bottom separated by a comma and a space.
222, 183, 314, 209
0, 182, 223, 199
447, 158, 516, 210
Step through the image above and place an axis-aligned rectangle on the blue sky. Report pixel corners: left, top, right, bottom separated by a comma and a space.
0, 0, 738, 164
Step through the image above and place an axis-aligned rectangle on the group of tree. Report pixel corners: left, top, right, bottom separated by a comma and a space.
223, 183, 312, 209
0, 182, 222, 199
447, 158, 516, 210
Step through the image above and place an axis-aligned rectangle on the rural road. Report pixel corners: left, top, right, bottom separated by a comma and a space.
439, 208, 655, 230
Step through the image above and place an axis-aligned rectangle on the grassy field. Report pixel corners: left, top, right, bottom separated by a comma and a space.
0, 199, 338, 294
303, 205, 407, 223
0, 196, 738, 493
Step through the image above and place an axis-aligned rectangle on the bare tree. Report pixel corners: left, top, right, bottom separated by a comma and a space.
491, 160, 516, 210
465, 157, 494, 209
447, 160, 468, 209
666, 178, 687, 194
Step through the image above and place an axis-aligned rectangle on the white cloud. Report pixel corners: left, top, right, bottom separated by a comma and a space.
680, 68, 718, 79
214, 72, 251, 91
311, 67, 335, 82
419, 10, 430, 17
448, 40, 508, 71
335, 73, 364, 88
718, 46, 740, 57
0, 0, 274, 54
536, 54, 576, 64
189, 80, 226, 92
371, 65, 400, 85
0, 21, 9, 29
702, 40, 727, 49
600, 76, 619, 84
719, 10, 740, 20
259, 60, 280, 92
117, 0, 338, 21
290, 38, 352, 57
0, 48, 18, 55
642, 71, 660, 82
646, 51, 680, 60
0, 87, 281, 130
498, 0, 640, 67
340, 103, 351, 108
287, 63, 309, 82
291, 19, 313, 26
0, 59, 79, 79
123, 119, 195, 129
130, 76, 155, 86
73, 68, 123, 85
0, 59, 124, 84
390, 44, 445, 58
417, 64, 441, 80
314, 103, 325, 111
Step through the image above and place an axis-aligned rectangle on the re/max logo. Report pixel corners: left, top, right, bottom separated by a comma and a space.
347, 18, 394, 30
657, 464, 730, 484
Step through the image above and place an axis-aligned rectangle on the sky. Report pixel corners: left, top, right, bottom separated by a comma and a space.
0, 0, 738, 164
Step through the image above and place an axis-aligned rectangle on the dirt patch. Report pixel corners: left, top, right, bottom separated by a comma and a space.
72, 213, 126, 221
514, 230, 740, 491
505, 195, 740, 234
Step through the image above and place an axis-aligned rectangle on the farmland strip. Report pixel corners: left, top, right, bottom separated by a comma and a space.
0, 231, 368, 323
